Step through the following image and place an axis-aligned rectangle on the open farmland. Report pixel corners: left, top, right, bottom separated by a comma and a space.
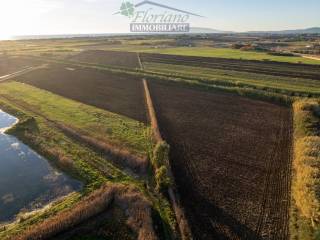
138, 47, 320, 65
0, 82, 150, 165
141, 53, 320, 80
0, 56, 42, 76
143, 62, 320, 96
0, 81, 174, 239
67, 50, 141, 69
149, 81, 292, 240
15, 64, 147, 123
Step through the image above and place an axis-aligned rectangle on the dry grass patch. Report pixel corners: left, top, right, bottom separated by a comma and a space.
15, 183, 157, 240
292, 99, 320, 239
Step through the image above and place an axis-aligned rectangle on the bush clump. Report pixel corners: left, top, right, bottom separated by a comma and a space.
152, 141, 170, 168
155, 166, 172, 193
152, 141, 172, 193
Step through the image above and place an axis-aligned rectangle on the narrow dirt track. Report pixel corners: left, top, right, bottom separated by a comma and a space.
0, 56, 43, 76
302, 55, 320, 61
0, 65, 46, 82
149, 81, 292, 240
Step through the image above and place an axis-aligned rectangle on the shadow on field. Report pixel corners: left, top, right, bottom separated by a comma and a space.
184, 191, 262, 240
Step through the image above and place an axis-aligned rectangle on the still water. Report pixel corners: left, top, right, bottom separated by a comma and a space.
0, 110, 82, 222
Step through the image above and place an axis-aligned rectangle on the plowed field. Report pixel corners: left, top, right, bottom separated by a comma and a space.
141, 53, 320, 80
149, 81, 292, 240
68, 50, 141, 69
16, 64, 147, 123
0, 56, 42, 76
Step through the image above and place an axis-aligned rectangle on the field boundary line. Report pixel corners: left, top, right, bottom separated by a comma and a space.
0, 64, 47, 82
143, 79, 162, 142
137, 53, 144, 70
143, 78, 193, 240
302, 55, 320, 61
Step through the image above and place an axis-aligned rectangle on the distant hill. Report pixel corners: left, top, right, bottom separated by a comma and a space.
14, 27, 320, 40
247, 27, 320, 34
189, 27, 320, 34
190, 27, 233, 34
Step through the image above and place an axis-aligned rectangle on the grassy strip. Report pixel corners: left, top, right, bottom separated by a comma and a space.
143, 79, 171, 192
0, 100, 104, 238
148, 75, 294, 106
291, 99, 320, 240
141, 47, 320, 65
143, 62, 320, 96
143, 79, 192, 239
0, 90, 176, 239
0, 82, 150, 158
143, 79, 177, 238
106, 47, 320, 65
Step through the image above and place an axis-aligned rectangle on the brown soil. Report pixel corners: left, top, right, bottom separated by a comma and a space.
68, 50, 141, 69
16, 64, 147, 123
141, 53, 320, 80
0, 56, 42, 76
149, 81, 292, 240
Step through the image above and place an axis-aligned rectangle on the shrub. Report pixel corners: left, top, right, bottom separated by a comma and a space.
151, 141, 172, 193
152, 141, 170, 168
156, 166, 172, 193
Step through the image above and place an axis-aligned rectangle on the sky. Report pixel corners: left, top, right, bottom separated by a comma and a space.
0, 0, 319, 39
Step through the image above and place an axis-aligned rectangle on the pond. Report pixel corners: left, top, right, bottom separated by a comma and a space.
0, 110, 82, 223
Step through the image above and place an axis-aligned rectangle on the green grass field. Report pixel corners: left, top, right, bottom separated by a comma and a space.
0, 82, 150, 157
107, 46, 320, 65
0, 82, 174, 239
144, 47, 320, 65
143, 62, 320, 95
0, 95, 129, 239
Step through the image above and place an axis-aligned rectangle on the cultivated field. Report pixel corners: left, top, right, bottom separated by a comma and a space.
15, 64, 147, 123
0, 80, 174, 239
0, 35, 318, 239
0, 56, 42, 76
141, 53, 320, 80
142, 62, 320, 96
149, 81, 292, 240
139, 47, 320, 65
0, 82, 150, 168
68, 50, 141, 69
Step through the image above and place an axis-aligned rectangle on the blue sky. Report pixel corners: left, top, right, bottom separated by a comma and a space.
0, 0, 319, 38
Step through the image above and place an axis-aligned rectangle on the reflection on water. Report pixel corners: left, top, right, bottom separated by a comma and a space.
0, 110, 82, 222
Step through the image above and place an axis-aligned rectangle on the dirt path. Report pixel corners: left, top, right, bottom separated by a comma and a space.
0, 64, 47, 82
302, 55, 320, 61
138, 53, 144, 70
